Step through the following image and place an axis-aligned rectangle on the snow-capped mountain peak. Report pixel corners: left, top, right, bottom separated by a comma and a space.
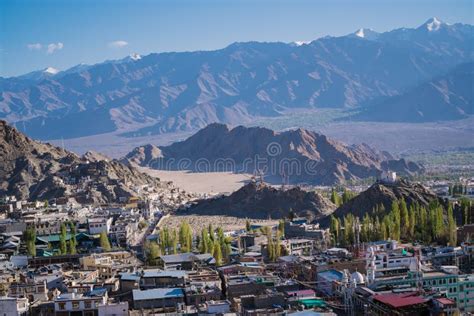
351, 28, 380, 40
422, 17, 443, 31
291, 40, 310, 46
129, 53, 142, 61
43, 67, 59, 75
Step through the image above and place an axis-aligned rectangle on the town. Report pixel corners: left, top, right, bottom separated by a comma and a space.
0, 170, 473, 316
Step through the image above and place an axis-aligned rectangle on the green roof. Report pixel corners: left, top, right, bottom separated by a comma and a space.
299, 299, 326, 308
37, 232, 95, 243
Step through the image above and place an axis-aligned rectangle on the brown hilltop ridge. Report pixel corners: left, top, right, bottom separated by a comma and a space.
320, 178, 442, 227
123, 123, 423, 185
0, 120, 175, 204
183, 181, 336, 220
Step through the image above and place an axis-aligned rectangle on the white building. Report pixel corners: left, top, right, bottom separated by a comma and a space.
87, 217, 113, 235
0, 297, 29, 316
206, 300, 231, 314
98, 301, 129, 316
380, 171, 397, 183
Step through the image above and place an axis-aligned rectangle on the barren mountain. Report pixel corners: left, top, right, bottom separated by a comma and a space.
182, 181, 336, 220
1, 19, 472, 139
123, 124, 423, 185
0, 120, 177, 204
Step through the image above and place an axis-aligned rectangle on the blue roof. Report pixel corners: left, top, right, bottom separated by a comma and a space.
132, 288, 184, 300
120, 273, 140, 282
85, 288, 107, 297
318, 269, 343, 282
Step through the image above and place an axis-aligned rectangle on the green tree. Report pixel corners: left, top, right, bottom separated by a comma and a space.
99, 231, 111, 251
208, 224, 214, 242
200, 228, 209, 253
24, 227, 36, 257
408, 205, 416, 239
330, 189, 341, 207
390, 201, 401, 240
144, 241, 161, 265
278, 220, 285, 237
399, 199, 409, 238
447, 204, 457, 246
59, 223, 68, 255
212, 240, 222, 266
179, 221, 193, 253
68, 222, 77, 254
246, 219, 251, 232
329, 216, 340, 245
342, 190, 356, 204
170, 229, 178, 254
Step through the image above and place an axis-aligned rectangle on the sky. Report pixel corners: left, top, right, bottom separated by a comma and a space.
1, 0, 473, 77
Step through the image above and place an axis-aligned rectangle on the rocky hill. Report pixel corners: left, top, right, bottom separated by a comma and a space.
182, 181, 336, 220
0, 120, 180, 204
123, 124, 423, 185
321, 179, 441, 226
1, 19, 472, 139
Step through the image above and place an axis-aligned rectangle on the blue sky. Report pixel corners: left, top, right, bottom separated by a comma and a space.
1, 0, 472, 77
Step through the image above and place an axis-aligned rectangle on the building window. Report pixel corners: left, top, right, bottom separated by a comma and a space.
85, 301, 91, 309
72, 301, 80, 309
58, 303, 66, 310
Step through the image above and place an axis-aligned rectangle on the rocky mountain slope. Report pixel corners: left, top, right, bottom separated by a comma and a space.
322, 179, 441, 226
182, 181, 336, 220
1, 19, 472, 139
353, 62, 474, 122
123, 123, 423, 185
0, 120, 180, 204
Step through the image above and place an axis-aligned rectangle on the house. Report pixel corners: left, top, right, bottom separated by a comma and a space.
0, 296, 29, 316
54, 288, 108, 316
140, 269, 186, 289
87, 217, 113, 235
157, 253, 215, 270
316, 269, 344, 296
97, 301, 129, 316
132, 288, 185, 311
431, 297, 458, 316
372, 292, 429, 315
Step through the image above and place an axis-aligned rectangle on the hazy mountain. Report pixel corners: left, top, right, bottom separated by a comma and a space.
1, 18, 472, 139
0, 120, 174, 204
351, 62, 473, 122
122, 124, 423, 185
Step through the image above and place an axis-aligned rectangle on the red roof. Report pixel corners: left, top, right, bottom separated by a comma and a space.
374, 292, 427, 308
436, 298, 455, 306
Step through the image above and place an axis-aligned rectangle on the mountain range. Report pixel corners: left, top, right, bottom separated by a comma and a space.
122, 123, 423, 185
0, 120, 180, 204
0, 18, 473, 140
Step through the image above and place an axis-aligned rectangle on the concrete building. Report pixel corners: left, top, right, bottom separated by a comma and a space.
132, 288, 184, 311
0, 297, 29, 316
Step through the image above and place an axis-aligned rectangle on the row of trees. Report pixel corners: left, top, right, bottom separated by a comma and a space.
330, 189, 357, 207
330, 199, 458, 247
459, 197, 473, 225
198, 224, 232, 266
449, 184, 470, 197
23, 221, 84, 257
59, 222, 81, 255
145, 219, 288, 266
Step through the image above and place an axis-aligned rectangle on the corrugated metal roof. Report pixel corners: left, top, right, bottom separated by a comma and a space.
132, 288, 184, 300
142, 269, 186, 278
374, 293, 427, 308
